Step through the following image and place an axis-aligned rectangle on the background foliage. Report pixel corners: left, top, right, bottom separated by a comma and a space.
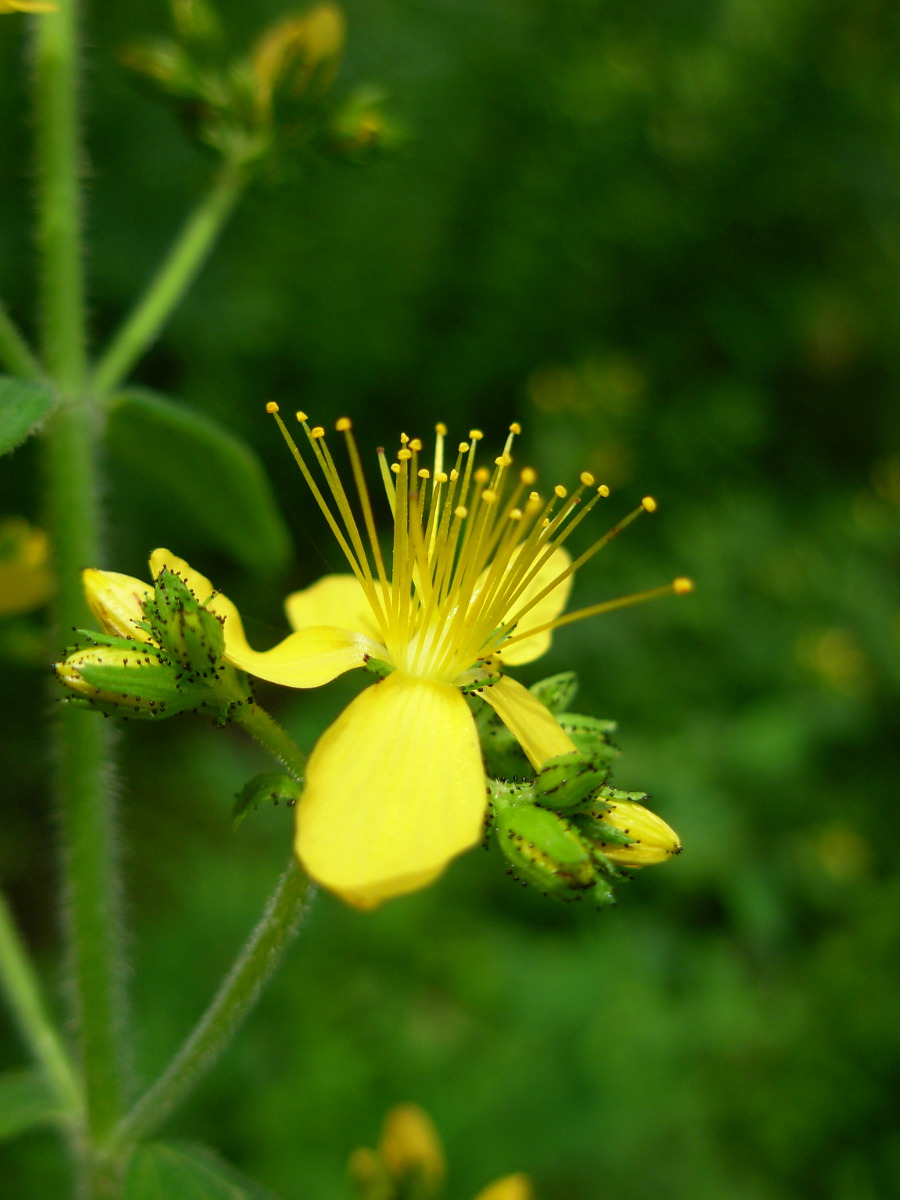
2, 0, 899, 1197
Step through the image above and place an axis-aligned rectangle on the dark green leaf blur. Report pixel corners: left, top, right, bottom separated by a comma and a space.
2, 1, 898, 1198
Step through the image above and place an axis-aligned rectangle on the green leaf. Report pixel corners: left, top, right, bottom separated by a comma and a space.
107, 389, 291, 574
0, 1069, 66, 1141
124, 1141, 284, 1200
0, 377, 56, 456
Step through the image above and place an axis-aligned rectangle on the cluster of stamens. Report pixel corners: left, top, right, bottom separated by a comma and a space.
265, 405, 692, 685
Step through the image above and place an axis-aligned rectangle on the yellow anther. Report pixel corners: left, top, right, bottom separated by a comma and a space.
598, 484, 610, 497
295, 410, 308, 422
509, 421, 522, 435
554, 484, 567, 499
449, 469, 459, 481
335, 417, 352, 432
495, 455, 512, 467
458, 442, 470, 454
454, 506, 468, 519
397, 448, 412, 461
434, 472, 448, 484
265, 401, 280, 414
642, 496, 657, 513
541, 517, 551, 528
418, 468, 430, 480
474, 467, 490, 484
580, 471, 595, 487
400, 433, 410, 445
509, 508, 523, 521
528, 491, 541, 503
520, 467, 537, 485
435, 422, 447, 436
311, 426, 325, 439
391, 463, 400, 475
673, 577, 695, 594
481, 489, 498, 504
469, 429, 484, 440
410, 438, 423, 452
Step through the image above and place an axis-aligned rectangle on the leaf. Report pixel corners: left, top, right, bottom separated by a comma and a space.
0, 377, 56, 456
107, 389, 292, 574
124, 1141, 285, 1200
0, 1069, 66, 1141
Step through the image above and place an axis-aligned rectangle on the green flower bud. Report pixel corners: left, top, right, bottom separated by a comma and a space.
557, 711, 620, 767
534, 751, 610, 809
54, 640, 201, 719
529, 670, 578, 714
141, 567, 225, 678
494, 802, 597, 899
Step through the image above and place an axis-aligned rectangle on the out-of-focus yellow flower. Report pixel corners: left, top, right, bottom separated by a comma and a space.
0, 1, 59, 12
251, 4, 345, 121
350, 1105, 531, 1200
0, 518, 53, 617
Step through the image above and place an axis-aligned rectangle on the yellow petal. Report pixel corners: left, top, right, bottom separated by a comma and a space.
225, 625, 380, 687
495, 546, 573, 666
1, 2, 59, 12
83, 568, 153, 640
472, 1176, 533, 1200
296, 671, 486, 907
285, 573, 384, 643
0, 520, 52, 617
481, 674, 576, 769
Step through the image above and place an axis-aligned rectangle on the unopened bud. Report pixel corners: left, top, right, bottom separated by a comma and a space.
143, 567, 225, 676
535, 751, 610, 809
83, 567, 152, 640
54, 641, 195, 719
379, 1104, 445, 1197
0, 518, 52, 617
251, 4, 346, 121
495, 803, 597, 898
529, 670, 578, 715
584, 799, 681, 868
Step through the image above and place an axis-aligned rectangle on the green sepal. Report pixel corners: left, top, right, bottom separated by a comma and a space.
233, 773, 303, 829
142, 568, 226, 678
529, 671, 579, 714
364, 656, 394, 680
557, 712, 620, 765
0, 1069, 67, 1141
534, 751, 611, 809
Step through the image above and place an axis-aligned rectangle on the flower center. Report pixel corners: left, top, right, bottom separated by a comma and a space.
265, 406, 692, 684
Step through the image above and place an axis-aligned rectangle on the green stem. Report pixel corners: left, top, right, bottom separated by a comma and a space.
106, 860, 312, 1156
0, 888, 83, 1118
0, 301, 43, 380
33, 0, 129, 1159
91, 165, 246, 397
233, 700, 308, 782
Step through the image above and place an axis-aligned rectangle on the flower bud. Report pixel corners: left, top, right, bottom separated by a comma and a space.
54, 641, 199, 719
557, 712, 620, 764
379, 1104, 446, 1197
534, 751, 610, 809
143, 567, 225, 677
494, 802, 597, 898
528, 670, 578, 714
83, 567, 152, 640
251, 4, 345, 121
0, 518, 52, 617
582, 799, 681, 868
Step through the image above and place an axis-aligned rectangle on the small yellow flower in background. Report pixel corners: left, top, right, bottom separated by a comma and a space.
0, 518, 53, 618
80, 414, 691, 908
0, 1, 58, 12
251, 3, 346, 122
349, 1104, 531, 1200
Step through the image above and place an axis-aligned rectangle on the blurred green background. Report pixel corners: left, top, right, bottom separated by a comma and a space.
2, 0, 899, 1197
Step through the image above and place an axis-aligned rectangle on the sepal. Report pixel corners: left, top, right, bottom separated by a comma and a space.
233, 772, 303, 828
140, 567, 225, 676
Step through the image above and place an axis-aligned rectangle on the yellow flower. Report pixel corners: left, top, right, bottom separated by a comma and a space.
349, 1103, 531, 1200
82, 414, 690, 908
0, 2, 59, 12
0, 518, 53, 617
